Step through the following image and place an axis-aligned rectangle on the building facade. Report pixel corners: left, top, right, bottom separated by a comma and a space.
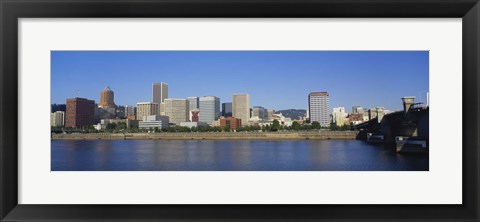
220, 117, 242, 130
136, 102, 159, 121
267, 109, 275, 121
152, 82, 168, 115
222, 102, 232, 117
164, 98, 190, 125
332, 107, 348, 126
368, 107, 385, 123
187, 97, 199, 121
65, 98, 95, 128
308, 92, 330, 127
50, 111, 65, 127
199, 96, 220, 124
352, 106, 365, 114
124, 105, 137, 120
139, 115, 169, 130
232, 94, 250, 126
191, 110, 200, 122
99, 86, 115, 108
252, 106, 268, 120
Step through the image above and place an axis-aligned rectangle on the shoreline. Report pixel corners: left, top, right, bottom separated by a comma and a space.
51, 131, 358, 140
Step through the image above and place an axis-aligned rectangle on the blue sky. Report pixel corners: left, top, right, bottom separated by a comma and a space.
51, 51, 429, 111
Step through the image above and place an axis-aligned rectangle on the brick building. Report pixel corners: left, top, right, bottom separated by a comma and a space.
220, 117, 242, 130
65, 98, 95, 128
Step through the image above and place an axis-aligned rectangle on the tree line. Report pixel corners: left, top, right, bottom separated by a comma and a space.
51, 120, 353, 134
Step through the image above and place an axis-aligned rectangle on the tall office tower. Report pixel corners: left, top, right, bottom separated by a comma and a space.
252, 106, 268, 120
222, 102, 232, 117
164, 98, 190, 125
136, 102, 159, 121
99, 86, 115, 108
308, 92, 330, 127
187, 97, 199, 110
232, 93, 250, 125
152, 82, 168, 115
50, 111, 65, 127
65, 97, 95, 128
199, 96, 220, 124
124, 105, 137, 120
187, 97, 199, 121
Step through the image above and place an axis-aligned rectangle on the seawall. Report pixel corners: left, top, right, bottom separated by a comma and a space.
51, 131, 358, 140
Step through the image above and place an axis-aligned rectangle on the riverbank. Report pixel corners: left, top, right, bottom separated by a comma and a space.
51, 131, 358, 140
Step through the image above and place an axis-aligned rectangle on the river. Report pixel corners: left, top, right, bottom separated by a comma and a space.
51, 140, 428, 171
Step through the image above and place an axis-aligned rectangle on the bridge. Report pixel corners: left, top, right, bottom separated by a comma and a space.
353, 97, 429, 152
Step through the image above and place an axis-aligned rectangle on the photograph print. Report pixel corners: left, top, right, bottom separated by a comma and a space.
50, 51, 429, 171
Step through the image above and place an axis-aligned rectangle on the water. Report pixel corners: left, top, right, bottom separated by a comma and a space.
51, 140, 428, 171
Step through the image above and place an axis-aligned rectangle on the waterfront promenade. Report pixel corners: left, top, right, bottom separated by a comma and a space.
52, 131, 358, 140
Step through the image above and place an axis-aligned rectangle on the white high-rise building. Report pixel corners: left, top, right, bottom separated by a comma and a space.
232, 93, 250, 126
136, 102, 159, 120
308, 92, 330, 127
164, 98, 190, 125
199, 96, 220, 124
50, 111, 65, 127
152, 82, 168, 115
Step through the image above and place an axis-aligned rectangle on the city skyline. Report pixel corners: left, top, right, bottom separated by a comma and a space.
51, 51, 429, 111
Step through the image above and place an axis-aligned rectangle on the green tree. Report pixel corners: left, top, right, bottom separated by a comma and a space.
292, 121, 301, 131
271, 120, 280, 132
106, 123, 117, 130
311, 121, 321, 130
117, 122, 127, 130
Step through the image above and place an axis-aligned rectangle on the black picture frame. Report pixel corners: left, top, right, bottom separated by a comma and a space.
1, 0, 479, 221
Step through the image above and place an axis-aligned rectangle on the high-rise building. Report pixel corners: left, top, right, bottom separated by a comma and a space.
332, 107, 348, 126
136, 102, 159, 121
308, 92, 330, 127
191, 110, 200, 122
51, 104, 66, 113
232, 93, 250, 126
152, 82, 168, 115
187, 97, 199, 121
187, 97, 199, 110
124, 105, 137, 120
164, 98, 189, 125
222, 102, 232, 117
50, 111, 65, 127
99, 86, 115, 108
199, 96, 220, 124
267, 109, 275, 121
252, 106, 268, 120
65, 98, 95, 128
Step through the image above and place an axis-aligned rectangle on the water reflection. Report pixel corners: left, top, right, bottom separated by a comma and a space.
51, 140, 428, 171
